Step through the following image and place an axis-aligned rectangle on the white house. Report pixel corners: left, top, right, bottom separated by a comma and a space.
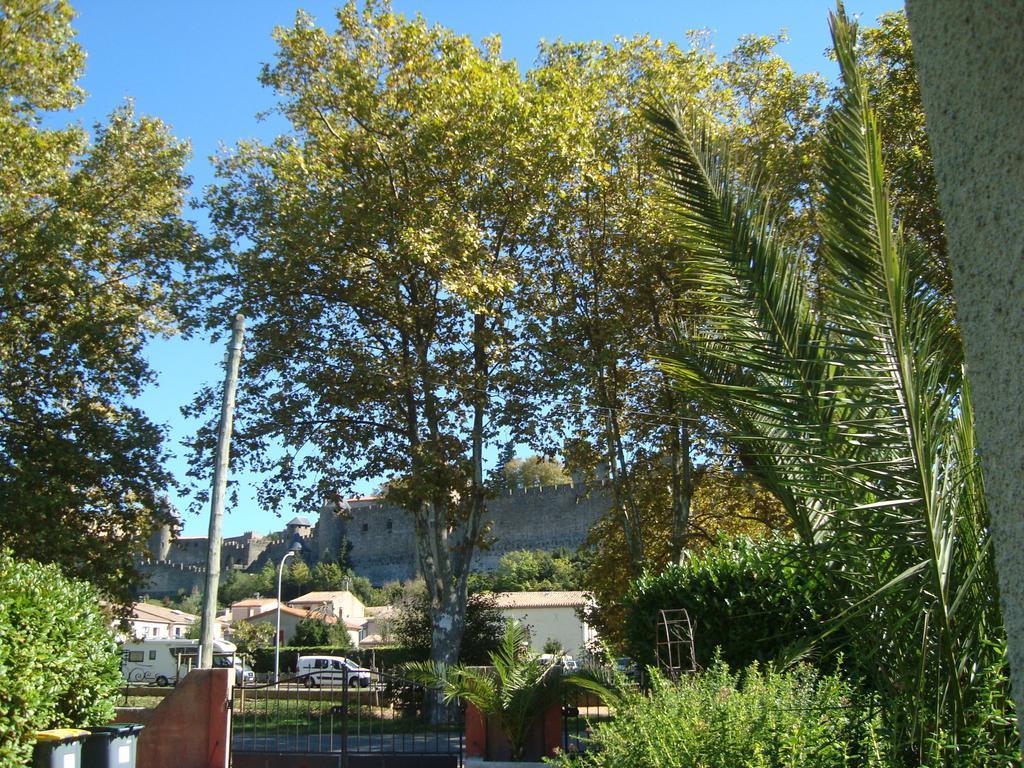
229, 597, 280, 623
359, 605, 397, 647
491, 591, 596, 657
127, 602, 197, 640
237, 604, 366, 647
288, 590, 365, 622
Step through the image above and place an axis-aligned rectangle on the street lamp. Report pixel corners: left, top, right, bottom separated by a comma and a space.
274, 540, 303, 684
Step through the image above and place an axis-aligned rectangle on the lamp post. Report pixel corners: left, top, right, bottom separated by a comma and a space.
274, 540, 303, 684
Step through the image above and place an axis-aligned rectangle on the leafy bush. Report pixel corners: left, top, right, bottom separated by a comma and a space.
290, 616, 353, 651
230, 621, 276, 656
621, 536, 833, 671
469, 548, 584, 593
549, 660, 887, 768
0, 550, 122, 765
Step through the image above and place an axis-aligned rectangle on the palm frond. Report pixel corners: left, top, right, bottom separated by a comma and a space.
647, 103, 837, 543
649, 5, 1003, 758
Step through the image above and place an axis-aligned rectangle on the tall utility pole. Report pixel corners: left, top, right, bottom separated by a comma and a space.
199, 314, 245, 668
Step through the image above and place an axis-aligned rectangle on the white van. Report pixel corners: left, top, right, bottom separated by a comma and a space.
296, 655, 372, 688
120, 638, 239, 686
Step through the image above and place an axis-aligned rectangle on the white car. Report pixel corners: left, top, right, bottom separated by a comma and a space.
296, 655, 372, 688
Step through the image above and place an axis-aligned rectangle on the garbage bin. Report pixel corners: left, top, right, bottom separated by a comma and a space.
82, 724, 144, 768
33, 729, 89, 768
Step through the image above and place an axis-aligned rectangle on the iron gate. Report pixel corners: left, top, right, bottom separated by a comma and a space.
230, 667, 463, 768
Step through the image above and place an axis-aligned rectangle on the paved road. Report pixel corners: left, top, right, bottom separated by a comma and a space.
232, 731, 463, 754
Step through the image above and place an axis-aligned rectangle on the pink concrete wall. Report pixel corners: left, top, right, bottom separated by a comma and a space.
465, 701, 562, 762
112, 669, 232, 768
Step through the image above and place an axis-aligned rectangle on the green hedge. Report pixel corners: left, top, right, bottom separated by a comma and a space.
549, 660, 887, 768
621, 537, 834, 671
0, 549, 122, 765
249, 644, 425, 674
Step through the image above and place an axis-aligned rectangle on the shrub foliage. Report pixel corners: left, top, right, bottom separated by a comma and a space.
621, 537, 825, 672
550, 660, 885, 768
0, 550, 122, 764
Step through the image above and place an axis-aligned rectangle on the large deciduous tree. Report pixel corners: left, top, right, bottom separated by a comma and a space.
527, 32, 822, 577
0, 0, 199, 602
198, 1, 550, 666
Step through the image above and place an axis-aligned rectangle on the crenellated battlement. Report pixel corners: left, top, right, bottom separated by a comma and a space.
142, 560, 205, 573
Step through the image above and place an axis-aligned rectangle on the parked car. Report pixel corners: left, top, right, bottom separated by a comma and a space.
233, 658, 256, 685
561, 658, 580, 675
296, 655, 372, 688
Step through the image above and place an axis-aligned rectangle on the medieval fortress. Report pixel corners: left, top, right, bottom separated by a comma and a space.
138, 481, 612, 598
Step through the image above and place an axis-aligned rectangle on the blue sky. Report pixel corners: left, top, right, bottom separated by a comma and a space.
66, 0, 900, 537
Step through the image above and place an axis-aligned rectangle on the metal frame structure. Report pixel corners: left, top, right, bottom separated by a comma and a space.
655, 608, 697, 680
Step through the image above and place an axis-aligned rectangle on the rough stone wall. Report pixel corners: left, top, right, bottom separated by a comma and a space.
154, 532, 269, 570
474, 482, 610, 571
137, 530, 274, 597
340, 482, 611, 584
338, 502, 419, 584
136, 561, 209, 598
316, 501, 344, 563
245, 531, 318, 575
164, 538, 210, 566
135, 482, 611, 595
146, 523, 173, 561
235, 532, 270, 569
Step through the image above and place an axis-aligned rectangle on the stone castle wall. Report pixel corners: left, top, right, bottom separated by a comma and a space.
136, 561, 207, 597
137, 482, 611, 596
337, 481, 611, 584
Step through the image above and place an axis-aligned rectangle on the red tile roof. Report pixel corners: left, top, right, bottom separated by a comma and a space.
239, 605, 338, 624
491, 591, 588, 609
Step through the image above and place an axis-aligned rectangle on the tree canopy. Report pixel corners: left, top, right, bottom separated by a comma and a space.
501, 456, 571, 491
196, 0, 560, 666
189, 1, 949, 677
0, 0, 200, 602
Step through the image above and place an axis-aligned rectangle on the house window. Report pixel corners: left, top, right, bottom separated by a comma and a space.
386, 520, 393, 531
361, 523, 368, 532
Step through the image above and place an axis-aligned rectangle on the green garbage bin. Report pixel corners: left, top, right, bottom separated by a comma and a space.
33, 729, 89, 768
82, 724, 143, 768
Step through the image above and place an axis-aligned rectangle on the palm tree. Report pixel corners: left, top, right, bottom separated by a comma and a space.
406, 621, 565, 762
648, 6, 1010, 762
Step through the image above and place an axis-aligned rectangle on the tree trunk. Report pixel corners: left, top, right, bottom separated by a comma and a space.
429, 573, 467, 666
412, 313, 489, 671
600, 369, 644, 569
668, 400, 693, 565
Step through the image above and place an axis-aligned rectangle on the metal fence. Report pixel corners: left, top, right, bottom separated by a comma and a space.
230, 668, 463, 768
561, 689, 613, 759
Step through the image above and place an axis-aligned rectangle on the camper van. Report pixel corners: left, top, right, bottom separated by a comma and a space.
120, 638, 240, 686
